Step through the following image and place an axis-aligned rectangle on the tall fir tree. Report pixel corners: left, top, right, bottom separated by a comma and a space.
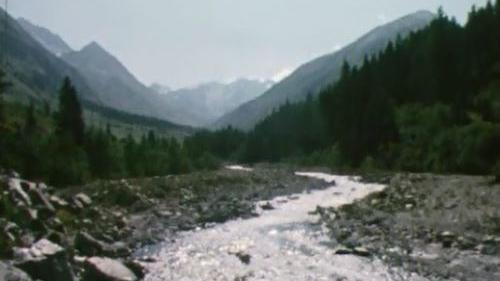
57, 77, 85, 146
24, 100, 37, 134
0, 68, 9, 126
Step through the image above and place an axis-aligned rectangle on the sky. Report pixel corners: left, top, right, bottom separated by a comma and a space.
2, 0, 490, 89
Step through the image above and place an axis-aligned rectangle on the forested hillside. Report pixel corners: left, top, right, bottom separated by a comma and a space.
0, 73, 216, 186
212, 11, 435, 131
195, 2, 500, 177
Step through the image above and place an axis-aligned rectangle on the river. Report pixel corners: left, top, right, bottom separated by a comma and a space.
140, 170, 428, 281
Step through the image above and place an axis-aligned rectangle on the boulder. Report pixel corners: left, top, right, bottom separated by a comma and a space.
13, 239, 75, 281
335, 247, 353, 255
437, 231, 456, 248
235, 252, 251, 265
28, 189, 55, 214
353, 247, 371, 257
50, 196, 69, 209
0, 261, 32, 281
124, 260, 146, 279
74, 232, 130, 257
74, 193, 92, 206
260, 202, 275, 210
83, 257, 137, 281
8, 179, 32, 206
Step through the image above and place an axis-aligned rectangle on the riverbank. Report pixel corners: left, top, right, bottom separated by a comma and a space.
0, 164, 329, 280
140, 173, 417, 281
319, 173, 500, 281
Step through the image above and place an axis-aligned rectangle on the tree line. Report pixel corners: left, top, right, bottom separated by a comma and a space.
0, 74, 217, 186
190, 2, 500, 178
2, 1, 500, 185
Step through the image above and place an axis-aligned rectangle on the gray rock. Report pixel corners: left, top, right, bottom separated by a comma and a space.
124, 260, 146, 279
74, 193, 92, 206
74, 232, 130, 257
49, 196, 69, 208
0, 261, 32, 281
437, 231, 456, 248
14, 239, 75, 281
8, 179, 32, 206
260, 202, 275, 210
29, 189, 55, 214
83, 257, 137, 281
353, 247, 371, 257
235, 252, 251, 265
335, 247, 353, 255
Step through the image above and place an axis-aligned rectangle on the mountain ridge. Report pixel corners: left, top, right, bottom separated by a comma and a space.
212, 10, 436, 131
17, 17, 73, 56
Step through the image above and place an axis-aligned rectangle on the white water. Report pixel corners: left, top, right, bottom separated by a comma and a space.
142, 172, 427, 281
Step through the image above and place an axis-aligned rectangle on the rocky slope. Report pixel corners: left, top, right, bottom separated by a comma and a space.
318, 173, 500, 281
0, 165, 328, 280
213, 11, 435, 131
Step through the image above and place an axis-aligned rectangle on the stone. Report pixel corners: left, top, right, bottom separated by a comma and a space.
353, 247, 371, 257
14, 239, 75, 281
49, 196, 69, 208
29, 189, 55, 214
8, 179, 32, 206
83, 257, 137, 281
260, 202, 275, 210
8, 170, 20, 179
437, 231, 456, 248
0, 261, 32, 281
335, 247, 353, 255
235, 252, 251, 265
37, 182, 48, 191
71, 199, 84, 211
74, 232, 130, 257
74, 193, 92, 206
124, 260, 146, 279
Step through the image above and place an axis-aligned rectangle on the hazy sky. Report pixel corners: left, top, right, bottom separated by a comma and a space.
3, 0, 490, 88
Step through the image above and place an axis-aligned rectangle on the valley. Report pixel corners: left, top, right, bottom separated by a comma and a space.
1, 1, 500, 281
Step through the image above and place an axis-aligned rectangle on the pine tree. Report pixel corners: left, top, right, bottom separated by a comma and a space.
0, 68, 10, 126
56, 77, 85, 146
24, 101, 37, 134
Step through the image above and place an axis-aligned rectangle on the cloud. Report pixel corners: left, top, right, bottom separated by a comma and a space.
272, 67, 294, 82
334, 44, 342, 51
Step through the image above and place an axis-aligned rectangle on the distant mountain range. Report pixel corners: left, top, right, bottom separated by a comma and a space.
15, 17, 271, 128
150, 79, 272, 127
6, 11, 434, 131
213, 10, 436, 131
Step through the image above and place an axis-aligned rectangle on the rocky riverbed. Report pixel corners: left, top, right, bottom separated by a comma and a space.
140, 172, 428, 281
2, 165, 498, 280
319, 173, 500, 281
0, 164, 329, 280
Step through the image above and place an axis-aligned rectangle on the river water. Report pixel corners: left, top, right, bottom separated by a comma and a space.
141, 171, 427, 281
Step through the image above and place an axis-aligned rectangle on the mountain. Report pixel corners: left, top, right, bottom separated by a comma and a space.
0, 9, 99, 103
14, 15, 274, 128
61, 42, 171, 119
149, 83, 172, 95
213, 10, 435, 131
17, 17, 73, 56
2, 13, 190, 137
151, 79, 272, 127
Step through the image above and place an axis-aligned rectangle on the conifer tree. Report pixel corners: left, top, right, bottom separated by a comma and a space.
24, 101, 37, 134
0, 68, 9, 126
57, 77, 85, 146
